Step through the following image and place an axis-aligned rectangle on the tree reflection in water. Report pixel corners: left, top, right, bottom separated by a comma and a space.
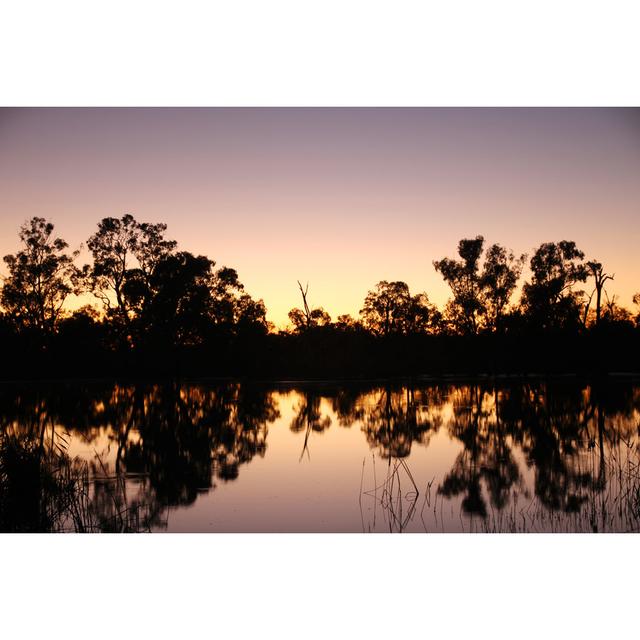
1, 380, 639, 532
359, 386, 444, 459
352, 380, 640, 532
438, 384, 523, 518
0, 382, 280, 531
289, 389, 332, 461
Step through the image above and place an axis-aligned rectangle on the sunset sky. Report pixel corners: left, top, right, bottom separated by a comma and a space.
1, 107, 638, 328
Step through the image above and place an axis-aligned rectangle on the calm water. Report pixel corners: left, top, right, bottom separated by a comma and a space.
1, 379, 639, 533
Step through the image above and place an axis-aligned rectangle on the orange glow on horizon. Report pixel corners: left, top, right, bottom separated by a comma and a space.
1, 108, 639, 329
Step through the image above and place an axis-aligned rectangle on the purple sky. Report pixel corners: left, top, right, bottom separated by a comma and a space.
1, 108, 638, 326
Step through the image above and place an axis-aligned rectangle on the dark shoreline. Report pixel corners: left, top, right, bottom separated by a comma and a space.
1, 371, 639, 388
5, 325, 639, 385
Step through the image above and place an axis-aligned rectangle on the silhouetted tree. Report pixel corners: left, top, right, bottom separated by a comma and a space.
86, 214, 176, 329
296, 281, 312, 328
633, 293, 640, 327
235, 294, 271, 334
434, 237, 523, 334
288, 282, 331, 331
481, 244, 525, 331
86, 214, 267, 348
129, 251, 216, 347
600, 293, 634, 327
1, 217, 83, 335
359, 281, 438, 335
334, 314, 359, 331
434, 236, 486, 334
585, 261, 614, 327
124, 252, 269, 346
56, 305, 107, 356
1, 213, 639, 381
87, 214, 138, 325
520, 241, 587, 330
208, 266, 244, 325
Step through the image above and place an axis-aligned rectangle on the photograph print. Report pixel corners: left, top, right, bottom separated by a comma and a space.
1, 107, 639, 533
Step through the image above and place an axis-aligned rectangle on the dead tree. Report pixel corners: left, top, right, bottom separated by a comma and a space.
586, 261, 614, 326
297, 280, 312, 329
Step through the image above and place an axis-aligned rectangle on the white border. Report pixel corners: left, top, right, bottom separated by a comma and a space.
1, 534, 638, 639
1, 1, 639, 106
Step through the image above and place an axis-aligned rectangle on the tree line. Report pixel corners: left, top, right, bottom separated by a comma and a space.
289, 237, 639, 335
1, 215, 639, 378
1, 215, 270, 345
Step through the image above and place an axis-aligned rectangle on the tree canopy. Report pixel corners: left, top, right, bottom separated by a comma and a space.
1, 215, 638, 378
520, 241, 587, 330
1, 217, 83, 335
359, 281, 439, 336
434, 236, 525, 334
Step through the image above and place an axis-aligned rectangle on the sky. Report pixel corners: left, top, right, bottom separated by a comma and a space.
0, 107, 639, 328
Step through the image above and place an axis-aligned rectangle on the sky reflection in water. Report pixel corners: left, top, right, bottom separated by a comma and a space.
1, 380, 638, 533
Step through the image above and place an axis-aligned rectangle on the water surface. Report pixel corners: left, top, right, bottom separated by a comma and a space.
1, 379, 638, 532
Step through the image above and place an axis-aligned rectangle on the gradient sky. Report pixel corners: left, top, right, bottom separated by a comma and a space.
1, 108, 639, 327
